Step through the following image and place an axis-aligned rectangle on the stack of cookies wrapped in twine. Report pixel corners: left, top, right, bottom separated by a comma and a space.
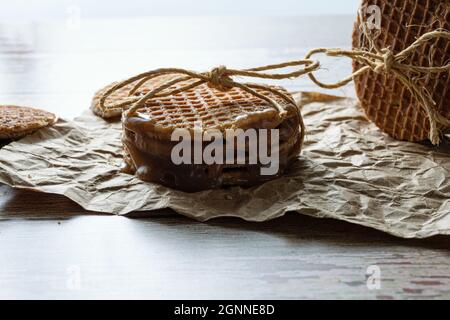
93, 61, 319, 192
353, 0, 450, 144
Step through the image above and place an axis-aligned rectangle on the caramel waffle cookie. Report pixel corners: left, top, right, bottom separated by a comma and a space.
0, 105, 57, 140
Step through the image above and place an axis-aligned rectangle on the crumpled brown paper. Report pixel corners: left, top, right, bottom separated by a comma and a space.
0, 93, 448, 239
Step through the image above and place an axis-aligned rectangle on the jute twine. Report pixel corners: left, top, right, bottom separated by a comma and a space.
100, 24, 450, 145
100, 60, 320, 118
305, 11, 450, 145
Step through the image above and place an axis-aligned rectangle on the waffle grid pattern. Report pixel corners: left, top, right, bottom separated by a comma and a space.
93, 74, 296, 132
137, 81, 294, 131
353, 0, 449, 142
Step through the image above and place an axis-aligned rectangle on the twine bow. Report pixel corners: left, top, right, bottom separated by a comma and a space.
100, 60, 320, 122
305, 21, 450, 145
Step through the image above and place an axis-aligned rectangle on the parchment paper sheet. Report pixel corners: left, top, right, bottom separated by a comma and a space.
0, 94, 448, 238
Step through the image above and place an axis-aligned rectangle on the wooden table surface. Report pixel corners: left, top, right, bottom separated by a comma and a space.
0, 16, 449, 300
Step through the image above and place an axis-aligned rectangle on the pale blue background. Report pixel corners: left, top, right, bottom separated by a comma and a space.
0, 0, 361, 21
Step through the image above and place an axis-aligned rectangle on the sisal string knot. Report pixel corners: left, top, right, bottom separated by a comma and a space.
374, 48, 395, 74
206, 66, 233, 91
305, 25, 450, 145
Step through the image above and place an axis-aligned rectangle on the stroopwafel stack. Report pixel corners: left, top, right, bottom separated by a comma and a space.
352, 0, 450, 142
93, 74, 304, 192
